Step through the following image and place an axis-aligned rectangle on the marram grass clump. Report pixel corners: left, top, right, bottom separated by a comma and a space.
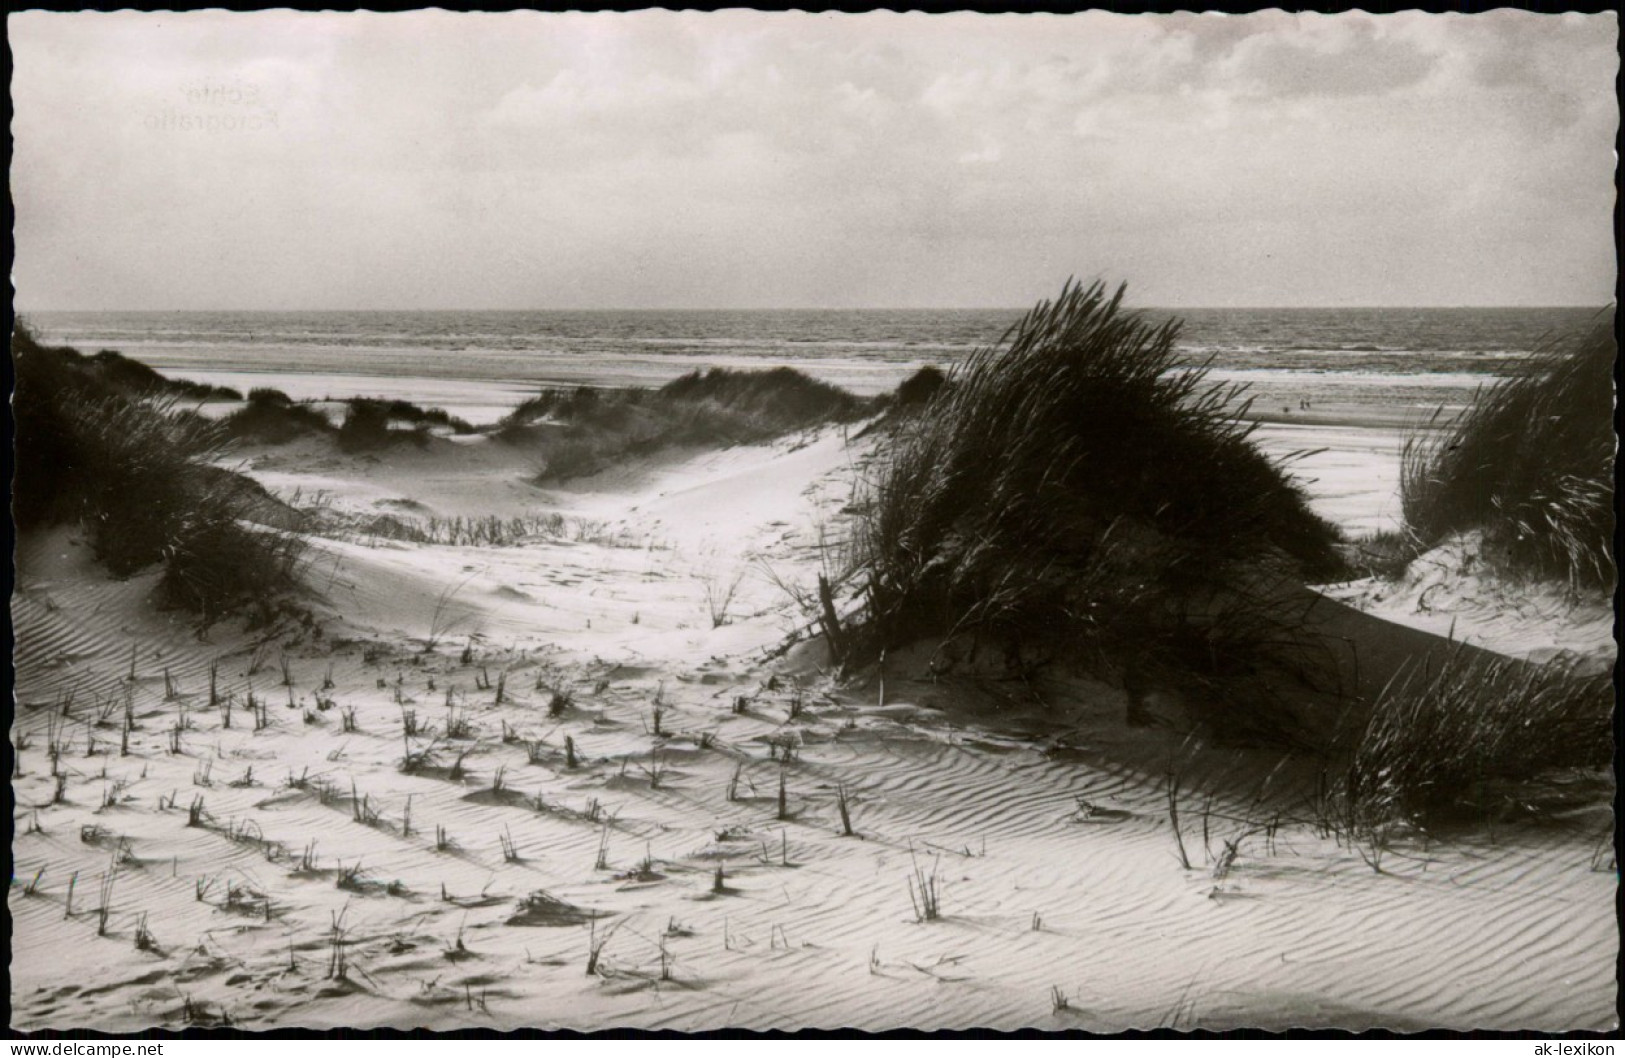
851, 279, 1343, 731
501, 367, 875, 483
1400, 316, 1614, 593
1342, 646, 1611, 825
221, 388, 335, 445
12, 323, 309, 622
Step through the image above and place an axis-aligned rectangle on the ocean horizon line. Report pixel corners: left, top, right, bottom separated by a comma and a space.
18, 303, 1609, 315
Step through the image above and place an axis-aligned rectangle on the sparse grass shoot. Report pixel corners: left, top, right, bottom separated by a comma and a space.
444, 707, 474, 740
907, 850, 943, 922
836, 783, 855, 836
1167, 769, 1192, 870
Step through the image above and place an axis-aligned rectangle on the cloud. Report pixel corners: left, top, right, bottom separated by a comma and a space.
1224, 16, 1440, 97
8, 10, 1617, 310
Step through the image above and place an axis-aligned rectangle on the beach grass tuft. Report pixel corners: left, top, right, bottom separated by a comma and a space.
221, 388, 334, 444
585, 917, 621, 977
444, 706, 474, 740
776, 767, 791, 821
14, 326, 311, 622
1400, 316, 1614, 593
850, 278, 1343, 736
907, 850, 943, 922
326, 909, 351, 981
893, 364, 949, 408
133, 912, 158, 953
547, 687, 574, 717
95, 868, 118, 937
1343, 646, 1611, 825
333, 397, 472, 452
64, 363, 301, 593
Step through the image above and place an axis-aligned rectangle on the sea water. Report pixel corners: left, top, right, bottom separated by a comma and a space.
24, 306, 1600, 425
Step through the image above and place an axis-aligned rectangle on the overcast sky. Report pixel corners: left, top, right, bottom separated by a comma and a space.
9, 10, 1618, 310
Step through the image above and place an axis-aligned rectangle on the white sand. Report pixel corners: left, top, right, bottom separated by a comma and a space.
1322, 532, 1616, 670
10, 410, 1615, 1032
1254, 421, 1407, 537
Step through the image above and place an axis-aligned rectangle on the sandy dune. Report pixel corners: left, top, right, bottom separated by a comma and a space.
1322, 533, 1616, 674
10, 422, 1616, 1032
